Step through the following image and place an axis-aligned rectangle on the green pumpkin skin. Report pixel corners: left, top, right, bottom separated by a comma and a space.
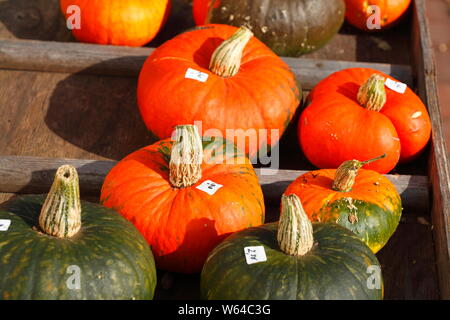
0, 195, 157, 300
321, 197, 402, 254
201, 222, 383, 300
207, 0, 346, 56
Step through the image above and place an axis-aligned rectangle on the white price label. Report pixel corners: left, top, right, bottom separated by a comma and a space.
0, 219, 11, 231
196, 180, 223, 195
185, 68, 209, 83
244, 246, 267, 265
385, 78, 407, 94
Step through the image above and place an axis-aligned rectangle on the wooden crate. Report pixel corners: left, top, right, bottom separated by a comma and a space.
0, 0, 448, 299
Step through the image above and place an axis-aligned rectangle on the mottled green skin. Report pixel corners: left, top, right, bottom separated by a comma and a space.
208, 0, 345, 56
320, 197, 402, 253
201, 223, 383, 300
0, 195, 157, 300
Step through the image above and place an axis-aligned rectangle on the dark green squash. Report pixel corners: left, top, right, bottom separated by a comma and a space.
201, 194, 383, 300
0, 165, 157, 300
203, 0, 346, 56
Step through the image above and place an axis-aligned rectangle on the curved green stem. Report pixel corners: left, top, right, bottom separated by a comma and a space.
209, 26, 253, 77
332, 154, 386, 192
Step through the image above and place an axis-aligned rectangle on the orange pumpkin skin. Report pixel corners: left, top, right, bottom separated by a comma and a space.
100, 137, 265, 273
60, 0, 170, 46
193, 0, 220, 25
137, 24, 300, 158
345, 0, 411, 31
299, 68, 431, 173
284, 168, 402, 253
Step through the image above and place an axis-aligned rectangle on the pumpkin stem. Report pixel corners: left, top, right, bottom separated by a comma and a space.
278, 194, 314, 256
209, 26, 253, 77
332, 154, 386, 192
169, 125, 203, 188
39, 165, 82, 238
357, 74, 387, 111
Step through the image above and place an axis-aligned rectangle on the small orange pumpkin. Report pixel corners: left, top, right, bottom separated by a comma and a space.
344, 0, 412, 31
298, 68, 431, 173
60, 0, 170, 46
284, 155, 403, 253
137, 25, 300, 159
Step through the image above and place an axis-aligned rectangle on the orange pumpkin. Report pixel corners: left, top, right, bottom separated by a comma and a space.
284, 156, 402, 253
298, 68, 431, 173
344, 0, 412, 31
193, 0, 219, 25
137, 24, 301, 158
100, 125, 265, 273
60, 0, 170, 46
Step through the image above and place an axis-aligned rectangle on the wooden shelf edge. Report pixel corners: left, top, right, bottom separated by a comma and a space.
0, 155, 429, 211
0, 38, 413, 90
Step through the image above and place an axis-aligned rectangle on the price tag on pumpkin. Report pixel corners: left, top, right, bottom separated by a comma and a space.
185, 68, 209, 83
196, 180, 223, 195
0, 219, 11, 231
244, 246, 267, 265
385, 78, 407, 94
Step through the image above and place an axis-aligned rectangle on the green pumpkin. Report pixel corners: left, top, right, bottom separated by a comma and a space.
206, 0, 346, 56
201, 194, 383, 300
0, 165, 157, 300
283, 155, 403, 253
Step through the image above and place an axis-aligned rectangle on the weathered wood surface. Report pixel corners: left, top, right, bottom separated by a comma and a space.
0, 39, 414, 90
411, 0, 450, 300
0, 0, 444, 300
0, 155, 430, 211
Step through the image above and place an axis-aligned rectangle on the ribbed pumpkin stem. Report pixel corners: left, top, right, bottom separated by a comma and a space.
278, 194, 314, 256
169, 125, 203, 188
209, 26, 253, 77
332, 154, 387, 192
357, 74, 387, 111
39, 165, 81, 238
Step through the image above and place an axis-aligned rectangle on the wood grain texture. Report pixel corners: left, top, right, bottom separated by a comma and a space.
0, 155, 429, 211
0, 39, 414, 90
0, 69, 157, 161
412, 0, 450, 300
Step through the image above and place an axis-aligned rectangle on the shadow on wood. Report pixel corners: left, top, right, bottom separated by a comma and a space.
377, 211, 439, 299
46, 57, 158, 160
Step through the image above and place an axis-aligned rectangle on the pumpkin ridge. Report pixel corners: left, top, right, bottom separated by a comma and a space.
103, 176, 171, 213
188, 77, 224, 130
139, 188, 178, 246
1, 233, 39, 298
228, 78, 269, 130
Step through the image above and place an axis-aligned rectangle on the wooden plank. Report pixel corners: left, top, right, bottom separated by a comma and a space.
377, 211, 440, 300
411, 0, 450, 299
0, 155, 429, 211
0, 69, 157, 161
0, 0, 412, 65
0, 39, 414, 89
